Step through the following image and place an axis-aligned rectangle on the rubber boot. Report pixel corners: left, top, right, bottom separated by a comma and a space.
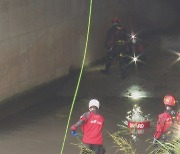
101, 59, 111, 74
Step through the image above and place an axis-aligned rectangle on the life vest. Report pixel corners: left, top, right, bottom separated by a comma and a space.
105, 25, 127, 48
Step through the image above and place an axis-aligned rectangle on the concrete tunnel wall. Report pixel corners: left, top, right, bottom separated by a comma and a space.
0, 0, 179, 103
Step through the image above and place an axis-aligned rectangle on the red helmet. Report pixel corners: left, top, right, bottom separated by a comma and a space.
112, 17, 120, 24
163, 95, 176, 106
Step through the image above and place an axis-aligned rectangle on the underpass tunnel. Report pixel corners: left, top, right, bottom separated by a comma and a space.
0, 1, 180, 154
0, 0, 180, 115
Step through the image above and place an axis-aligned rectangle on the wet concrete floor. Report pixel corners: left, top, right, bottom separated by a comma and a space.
0, 33, 180, 154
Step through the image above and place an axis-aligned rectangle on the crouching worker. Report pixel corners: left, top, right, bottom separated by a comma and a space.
153, 95, 180, 153
71, 99, 105, 154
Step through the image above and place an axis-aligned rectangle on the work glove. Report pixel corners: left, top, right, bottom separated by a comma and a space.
153, 138, 159, 150
70, 125, 77, 137
71, 125, 76, 131
71, 130, 77, 137
153, 138, 158, 145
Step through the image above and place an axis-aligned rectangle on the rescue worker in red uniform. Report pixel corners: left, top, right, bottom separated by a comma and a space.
153, 95, 180, 152
101, 17, 128, 79
71, 99, 105, 154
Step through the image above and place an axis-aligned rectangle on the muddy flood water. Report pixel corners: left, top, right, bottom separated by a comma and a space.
0, 33, 180, 154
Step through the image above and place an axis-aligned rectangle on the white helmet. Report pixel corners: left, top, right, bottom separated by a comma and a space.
89, 99, 100, 109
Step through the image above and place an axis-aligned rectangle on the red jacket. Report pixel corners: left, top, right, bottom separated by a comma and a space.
80, 111, 104, 145
154, 111, 180, 139
105, 25, 128, 49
